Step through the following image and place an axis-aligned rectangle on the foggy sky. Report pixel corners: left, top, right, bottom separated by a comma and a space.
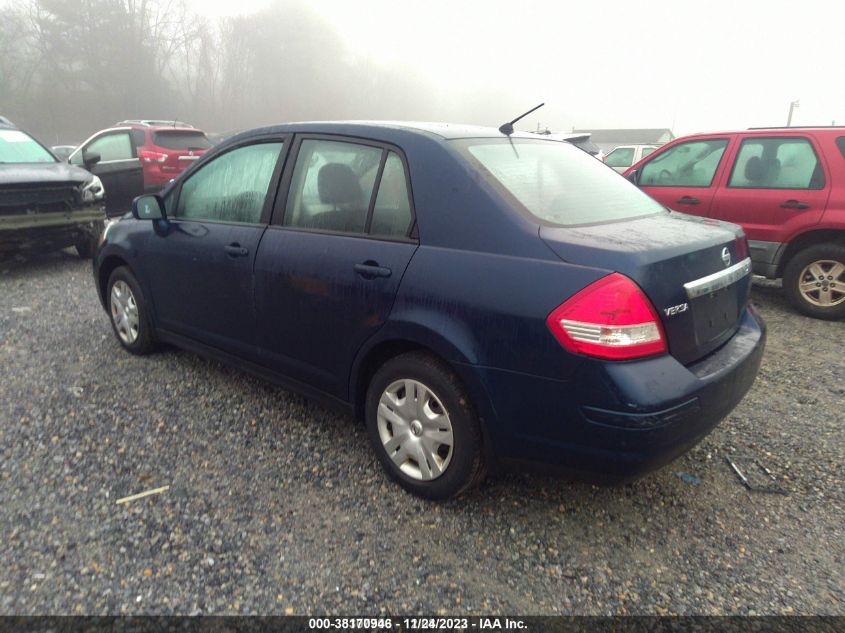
192, 0, 845, 135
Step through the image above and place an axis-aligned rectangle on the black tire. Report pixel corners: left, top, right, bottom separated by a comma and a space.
106, 266, 157, 354
365, 352, 485, 500
75, 220, 104, 259
783, 243, 845, 320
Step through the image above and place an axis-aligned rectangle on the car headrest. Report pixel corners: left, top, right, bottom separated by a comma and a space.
318, 163, 362, 206
744, 156, 765, 182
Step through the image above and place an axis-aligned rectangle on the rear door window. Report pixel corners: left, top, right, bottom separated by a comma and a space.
639, 139, 728, 187
369, 151, 413, 238
728, 137, 824, 189
284, 139, 382, 234
175, 141, 283, 224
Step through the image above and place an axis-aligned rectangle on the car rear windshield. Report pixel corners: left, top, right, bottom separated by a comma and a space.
454, 138, 664, 226
151, 131, 212, 151
0, 129, 56, 164
569, 138, 600, 155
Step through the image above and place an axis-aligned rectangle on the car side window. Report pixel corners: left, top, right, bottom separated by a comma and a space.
642, 147, 656, 158
728, 137, 825, 190
284, 139, 382, 234
369, 152, 413, 238
837, 137, 845, 159
175, 142, 283, 224
640, 139, 728, 187
85, 132, 134, 162
605, 147, 635, 168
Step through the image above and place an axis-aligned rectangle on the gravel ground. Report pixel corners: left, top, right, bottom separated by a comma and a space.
1, 250, 843, 616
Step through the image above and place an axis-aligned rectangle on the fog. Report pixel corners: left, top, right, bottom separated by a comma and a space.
1, 0, 843, 144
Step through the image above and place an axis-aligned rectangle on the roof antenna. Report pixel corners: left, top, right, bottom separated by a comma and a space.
499, 103, 544, 135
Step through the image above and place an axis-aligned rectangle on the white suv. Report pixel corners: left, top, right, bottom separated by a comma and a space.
605, 144, 658, 172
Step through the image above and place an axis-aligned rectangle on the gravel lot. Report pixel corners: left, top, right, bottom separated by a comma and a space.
1, 250, 843, 616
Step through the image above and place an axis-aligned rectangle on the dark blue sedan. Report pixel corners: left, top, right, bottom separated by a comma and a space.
93, 122, 766, 499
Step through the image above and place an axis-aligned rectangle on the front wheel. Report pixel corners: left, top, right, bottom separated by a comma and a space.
107, 266, 157, 354
783, 243, 845, 320
365, 352, 485, 499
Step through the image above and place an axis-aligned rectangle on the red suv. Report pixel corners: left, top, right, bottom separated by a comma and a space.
118, 120, 212, 192
626, 127, 845, 320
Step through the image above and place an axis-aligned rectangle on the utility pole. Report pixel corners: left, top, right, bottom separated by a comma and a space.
787, 100, 800, 126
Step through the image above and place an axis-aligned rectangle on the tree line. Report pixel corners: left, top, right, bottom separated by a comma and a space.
0, 0, 439, 143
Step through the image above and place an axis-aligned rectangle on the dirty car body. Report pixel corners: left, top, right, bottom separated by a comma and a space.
94, 122, 766, 495
0, 121, 105, 258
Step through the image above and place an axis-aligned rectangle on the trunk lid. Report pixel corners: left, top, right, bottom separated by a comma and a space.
541, 211, 751, 365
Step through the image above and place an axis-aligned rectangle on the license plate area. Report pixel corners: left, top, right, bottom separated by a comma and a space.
691, 285, 739, 345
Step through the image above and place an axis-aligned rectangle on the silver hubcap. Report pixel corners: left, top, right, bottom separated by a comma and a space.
798, 259, 845, 307
110, 280, 140, 344
377, 379, 454, 481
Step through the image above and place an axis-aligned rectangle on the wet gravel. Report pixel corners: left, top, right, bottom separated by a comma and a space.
1, 250, 843, 615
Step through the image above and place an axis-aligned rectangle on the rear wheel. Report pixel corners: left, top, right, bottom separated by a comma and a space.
107, 266, 157, 354
783, 243, 845, 320
365, 352, 485, 499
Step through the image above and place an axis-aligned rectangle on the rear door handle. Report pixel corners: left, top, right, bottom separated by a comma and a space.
676, 196, 701, 205
780, 199, 809, 209
354, 262, 392, 279
224, 243, 249, 257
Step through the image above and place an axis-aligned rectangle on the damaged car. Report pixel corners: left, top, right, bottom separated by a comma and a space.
1, 119, 106, 258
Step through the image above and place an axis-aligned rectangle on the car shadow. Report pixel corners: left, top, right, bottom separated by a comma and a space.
0, 248, 85, 276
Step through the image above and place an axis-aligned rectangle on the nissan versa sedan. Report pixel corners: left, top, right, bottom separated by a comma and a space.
93, 122, 766, 499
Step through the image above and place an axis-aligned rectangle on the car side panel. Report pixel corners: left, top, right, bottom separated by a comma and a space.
386, 246, 607, 379
709, 134, 831, 245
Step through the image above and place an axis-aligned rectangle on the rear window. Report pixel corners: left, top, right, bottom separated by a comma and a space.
151, 131, 212, 151
569, 138, 600, 155
837, 137, 845, 159
0, 129, 56, 163
455, 138, 664, 226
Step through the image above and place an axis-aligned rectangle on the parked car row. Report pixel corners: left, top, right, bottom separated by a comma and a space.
625, 126, 845, 320
68, 120, 211, 217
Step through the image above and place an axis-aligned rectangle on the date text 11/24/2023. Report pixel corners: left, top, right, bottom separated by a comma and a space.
307, 617, 527, 630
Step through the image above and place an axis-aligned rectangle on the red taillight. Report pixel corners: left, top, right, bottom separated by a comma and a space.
139, 150, 168, 163
546, 273, 667, 360
735, 234, 749, 260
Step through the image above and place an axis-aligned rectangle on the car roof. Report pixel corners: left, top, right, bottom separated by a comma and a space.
232, 121, 541, 142
115, 119, 196, 128
673, 126, 845, 140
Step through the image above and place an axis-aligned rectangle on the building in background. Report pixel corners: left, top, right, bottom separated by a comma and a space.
572, 128, 675, 155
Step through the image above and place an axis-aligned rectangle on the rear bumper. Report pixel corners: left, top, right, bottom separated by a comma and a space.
466, 306, 766, 481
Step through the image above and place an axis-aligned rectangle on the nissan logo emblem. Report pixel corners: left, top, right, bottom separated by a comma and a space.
721, 247, 731, 267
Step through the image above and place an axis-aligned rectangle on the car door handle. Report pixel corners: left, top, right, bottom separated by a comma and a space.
354, 262, 392, 279
676, 196, 701, 205
780, 199, 809, 209
224, 243, 249, 257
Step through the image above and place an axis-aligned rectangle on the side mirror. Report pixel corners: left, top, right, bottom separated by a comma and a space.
132, 194, 167, 221
83, 151, 101, 167
626, 169, 640, 185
